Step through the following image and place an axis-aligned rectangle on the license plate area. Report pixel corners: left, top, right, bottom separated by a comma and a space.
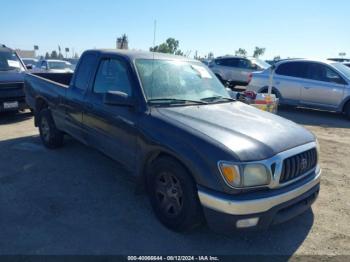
3, 101, 19, 109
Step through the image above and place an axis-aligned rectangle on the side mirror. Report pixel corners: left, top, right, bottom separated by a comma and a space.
26, 64, 33, 70
103, 91, 134, 106
41, 65, 47, 70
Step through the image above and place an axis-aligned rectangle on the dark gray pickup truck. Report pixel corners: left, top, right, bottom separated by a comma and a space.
0, 44, 28, 112
25, 49, 321, 232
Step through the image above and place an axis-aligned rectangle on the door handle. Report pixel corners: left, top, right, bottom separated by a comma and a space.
304, 86, 311, 90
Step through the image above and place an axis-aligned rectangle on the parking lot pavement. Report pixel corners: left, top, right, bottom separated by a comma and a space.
0, 109, 349, 256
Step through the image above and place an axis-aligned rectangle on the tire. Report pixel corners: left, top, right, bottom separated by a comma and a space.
147, 156, 203, 232
261, 87, 279, 98
38, 109, 64, 149
344, 102, 350, 120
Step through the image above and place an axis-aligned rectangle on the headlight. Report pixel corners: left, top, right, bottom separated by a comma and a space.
243, 164, 270, 187
218, 162, 270, 188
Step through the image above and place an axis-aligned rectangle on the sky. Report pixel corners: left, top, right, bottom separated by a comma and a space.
1, 0, 349, 60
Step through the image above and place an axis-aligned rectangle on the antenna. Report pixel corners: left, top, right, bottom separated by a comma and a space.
153, 20, 157, 49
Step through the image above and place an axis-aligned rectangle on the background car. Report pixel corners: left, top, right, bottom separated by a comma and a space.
246, 59, 350, 118
0, 44, 28, 112
21, 58, 38, 70
344, 62, 350, 68
209, 56, 270, 89
328, 58, 350, 63
35, 59, 74, 73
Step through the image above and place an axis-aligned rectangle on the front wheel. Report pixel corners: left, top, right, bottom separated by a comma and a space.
147, 156, 203, 232
38, 109, 64, 149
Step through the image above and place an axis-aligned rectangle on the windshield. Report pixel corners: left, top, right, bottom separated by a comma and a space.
0, 50, 25, 71
251, 58, 271, 70
135, 59, 231, 104
331, 62, 350, 80
48, 61, 71, 70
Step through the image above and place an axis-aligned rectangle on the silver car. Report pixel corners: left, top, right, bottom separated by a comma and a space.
246, 59, 350, 119
35, 59, 74, 73
209, 56, 270, 88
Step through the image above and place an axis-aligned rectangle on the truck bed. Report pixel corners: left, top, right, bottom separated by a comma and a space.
24, 73, 73, 111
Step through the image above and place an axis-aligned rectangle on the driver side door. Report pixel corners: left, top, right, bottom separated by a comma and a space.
83, 56, 138, 171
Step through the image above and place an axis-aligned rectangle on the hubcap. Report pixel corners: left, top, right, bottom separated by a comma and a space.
41, 117, 50, 142
155, 172, 183, 217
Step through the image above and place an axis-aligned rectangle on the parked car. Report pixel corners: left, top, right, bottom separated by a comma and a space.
344, 62, 350, 68
22, 58, 39, 70
328, 58, 350, 63
64, 58, 79, 71
0, 44, 29, 112
25, 50, 321, 232
209, 56, 270, 88
35, 59, 74, 73
247, 59, 350, 119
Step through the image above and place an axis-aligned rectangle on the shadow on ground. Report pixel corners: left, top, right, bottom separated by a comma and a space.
0, 135, 314, 256
278, 107, 349, 128
0, 111, 33, 125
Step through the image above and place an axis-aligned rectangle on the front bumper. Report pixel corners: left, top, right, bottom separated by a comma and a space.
198, 169, 321, 231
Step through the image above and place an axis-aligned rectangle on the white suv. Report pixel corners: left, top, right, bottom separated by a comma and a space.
209, 56, 270, 88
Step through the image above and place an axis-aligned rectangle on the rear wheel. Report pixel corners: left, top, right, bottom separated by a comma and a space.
38, 109, 64, 149
147, 156, 203, 232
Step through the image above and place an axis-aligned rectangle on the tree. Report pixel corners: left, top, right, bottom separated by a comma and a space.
207, 52, 214, 59
339, 52, 346, 57
273, 55, 281, 61
117, 34, 129, 49
45, 52, 50, 59
50, 51, 58, 59
253, 47, 266, 58
58, 52, 64, 60
150, 38, 183, 56
235, 48, 247, 57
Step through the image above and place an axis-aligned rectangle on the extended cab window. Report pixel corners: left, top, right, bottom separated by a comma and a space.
74, 54, 96, 90
93, 58, 132, 95
276, 62, 307, 78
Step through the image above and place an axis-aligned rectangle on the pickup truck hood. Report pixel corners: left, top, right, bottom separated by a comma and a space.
0, 71, 25, 83
155, 102, 315, 161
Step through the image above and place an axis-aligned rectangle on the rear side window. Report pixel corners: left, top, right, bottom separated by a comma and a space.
276, 62, 307, 78
238, 59, 253, 69
93, 58, 132, 95
216, 58, 239, 67
306, 63, 345, 84
74, 54, 96, 90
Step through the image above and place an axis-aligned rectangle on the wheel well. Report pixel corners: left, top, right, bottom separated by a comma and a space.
259, 86, 281, 98
142, 151, 194, 189
342, 99, 350, 113
34, 98, 48, 126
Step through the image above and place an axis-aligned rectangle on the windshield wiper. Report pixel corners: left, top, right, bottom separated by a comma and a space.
200, 96, 235, 103
148, 98, 208, 105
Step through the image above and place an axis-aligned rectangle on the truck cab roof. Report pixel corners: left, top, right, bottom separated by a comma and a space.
84, 49, 198, 62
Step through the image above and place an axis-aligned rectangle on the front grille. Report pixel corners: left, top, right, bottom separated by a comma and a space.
279, 148, 317, 184
0, 82, 24, 89
0, 82, 24, 99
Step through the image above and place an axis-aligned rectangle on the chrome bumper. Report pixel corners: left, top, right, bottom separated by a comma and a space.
198, 169, 321, 216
